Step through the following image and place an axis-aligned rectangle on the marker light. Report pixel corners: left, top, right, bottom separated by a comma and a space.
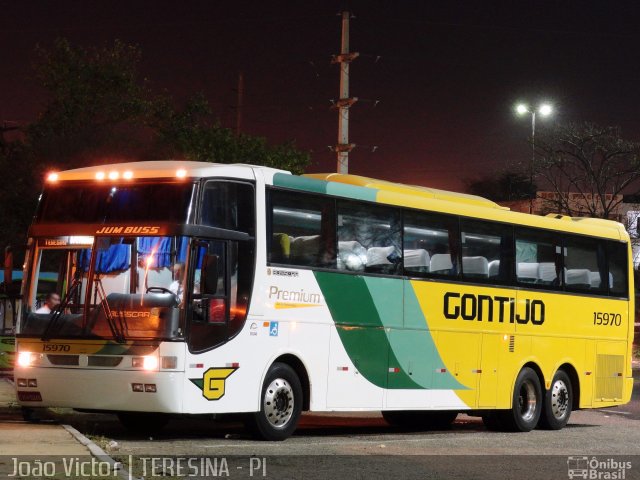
143, 355, 159, 371
17, 352, 34, 368
176, 169, 187, 178
95, 171, 106, 180
47, 173, 59, 183
108, 171, 119, 180
123, 170, 134, 180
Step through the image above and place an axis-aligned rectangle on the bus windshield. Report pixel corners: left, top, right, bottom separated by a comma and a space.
20, 235, 189, 341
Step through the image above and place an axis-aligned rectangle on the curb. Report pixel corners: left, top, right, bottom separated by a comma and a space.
62, 424, 134, 480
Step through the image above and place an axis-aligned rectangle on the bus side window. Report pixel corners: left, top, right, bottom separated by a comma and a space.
564, 235, 607, 294
403, 211, 459, 278
268, 190, 336, 268
337, 201, 401, 275
460, 219, 513, 283
607, 241, 628, 297
201, 182, 255, 235
515, 228, 561, 288
188, 239, 252, 352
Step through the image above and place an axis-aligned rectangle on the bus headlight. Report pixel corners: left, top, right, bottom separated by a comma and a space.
17, 352, 34, 368
132, 355, 159, 371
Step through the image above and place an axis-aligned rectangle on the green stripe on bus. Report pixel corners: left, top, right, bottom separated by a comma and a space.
314, 272, 420, 389
272, 172, 379, 202
326, 182, 378, 202
402, 284, 466, 389
272, 173, 328, 194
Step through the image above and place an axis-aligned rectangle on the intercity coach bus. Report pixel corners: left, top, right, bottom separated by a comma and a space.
14, 161, 634, 440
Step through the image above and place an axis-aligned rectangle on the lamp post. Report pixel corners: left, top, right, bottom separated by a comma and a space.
516, 103, 553, 213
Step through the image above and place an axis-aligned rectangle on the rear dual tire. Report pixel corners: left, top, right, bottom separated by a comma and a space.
483, 367, 573, 432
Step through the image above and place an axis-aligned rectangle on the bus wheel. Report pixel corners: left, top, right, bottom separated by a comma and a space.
117, 412, 169, 435
502, 367, 542, 432
248, 362, 302, 441
538, 370, 572, 430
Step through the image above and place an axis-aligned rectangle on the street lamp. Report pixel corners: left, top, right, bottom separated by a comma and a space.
515, 102, 553, 213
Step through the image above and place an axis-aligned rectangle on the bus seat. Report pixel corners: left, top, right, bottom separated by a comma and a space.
404, 249, 430, 272
290, 235, 321, 263
270, 233, 291, 263
367, 246, 396, 266
488, 260, 500, 277
338, 241, 367, 271
517, 262, 539, 283
537, 262, 557, 284
430, 253, 453, 274
462, 256, 489, 278
589, 271, 602, 288
565, 268, 591, 288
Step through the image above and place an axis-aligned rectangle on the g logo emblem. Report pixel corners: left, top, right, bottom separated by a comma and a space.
202, 367, 237, 400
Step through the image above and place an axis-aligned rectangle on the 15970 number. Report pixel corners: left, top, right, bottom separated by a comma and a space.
42, 344, 71, 352
593, 312, 622, 326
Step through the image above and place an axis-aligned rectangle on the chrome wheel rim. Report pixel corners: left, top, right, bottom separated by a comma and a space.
263, 378, 294, 428
550, 379, 570, 420
517, 379, 538, 422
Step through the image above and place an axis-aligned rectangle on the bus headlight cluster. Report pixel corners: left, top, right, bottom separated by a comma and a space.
17, 352, 35, 368
132, 355, 159, 370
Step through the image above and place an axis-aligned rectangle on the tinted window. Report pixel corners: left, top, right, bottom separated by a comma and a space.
38, 182, 195, 223
515, 228, 561, 287
460, 220, 513, 283
607, 241, 628, 297
564, 235, 607, 294
403, 211, 459, 277
201, 181, 255, 235
269, 190, 336, 268
337, 201, 401, 274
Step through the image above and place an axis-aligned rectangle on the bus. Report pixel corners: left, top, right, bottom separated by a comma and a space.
14, 161, 634, 440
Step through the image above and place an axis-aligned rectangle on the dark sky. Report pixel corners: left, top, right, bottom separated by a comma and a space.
2, 1, 640, 190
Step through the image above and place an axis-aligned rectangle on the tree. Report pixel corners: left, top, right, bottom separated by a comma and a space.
532, 122, 640, 219
1, 38, 311, 252
151, 93, 310, 174
465, 170, 536, 202
27, 38, 155, 169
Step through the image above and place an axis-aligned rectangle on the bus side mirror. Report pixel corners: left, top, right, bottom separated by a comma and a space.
201, 254, 220, 295
3, 245, 13, 289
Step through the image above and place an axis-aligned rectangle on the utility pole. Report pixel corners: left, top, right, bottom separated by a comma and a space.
236, 72, 244, 137
333, 9, 359, 174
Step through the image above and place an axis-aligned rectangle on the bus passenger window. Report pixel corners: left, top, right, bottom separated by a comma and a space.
268, 190, 336, 268
460, 220, 512, 283
337, 201, 401, 275
515, 228, 561, 287
564, 236, 606, 294
607, 241, 628, 297
403, 211, 459, 277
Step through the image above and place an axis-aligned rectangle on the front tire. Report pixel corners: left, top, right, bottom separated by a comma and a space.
538, 370, 572, 430
246, 362, 302, 441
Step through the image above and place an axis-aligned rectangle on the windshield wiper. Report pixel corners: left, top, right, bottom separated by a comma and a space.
94, 277, 126, 343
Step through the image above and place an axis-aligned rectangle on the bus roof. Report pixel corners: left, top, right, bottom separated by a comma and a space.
46, 161, 628, 242
48, 160, 282, 182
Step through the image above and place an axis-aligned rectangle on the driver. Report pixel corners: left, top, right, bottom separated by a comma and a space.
35, 292, 61, 314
